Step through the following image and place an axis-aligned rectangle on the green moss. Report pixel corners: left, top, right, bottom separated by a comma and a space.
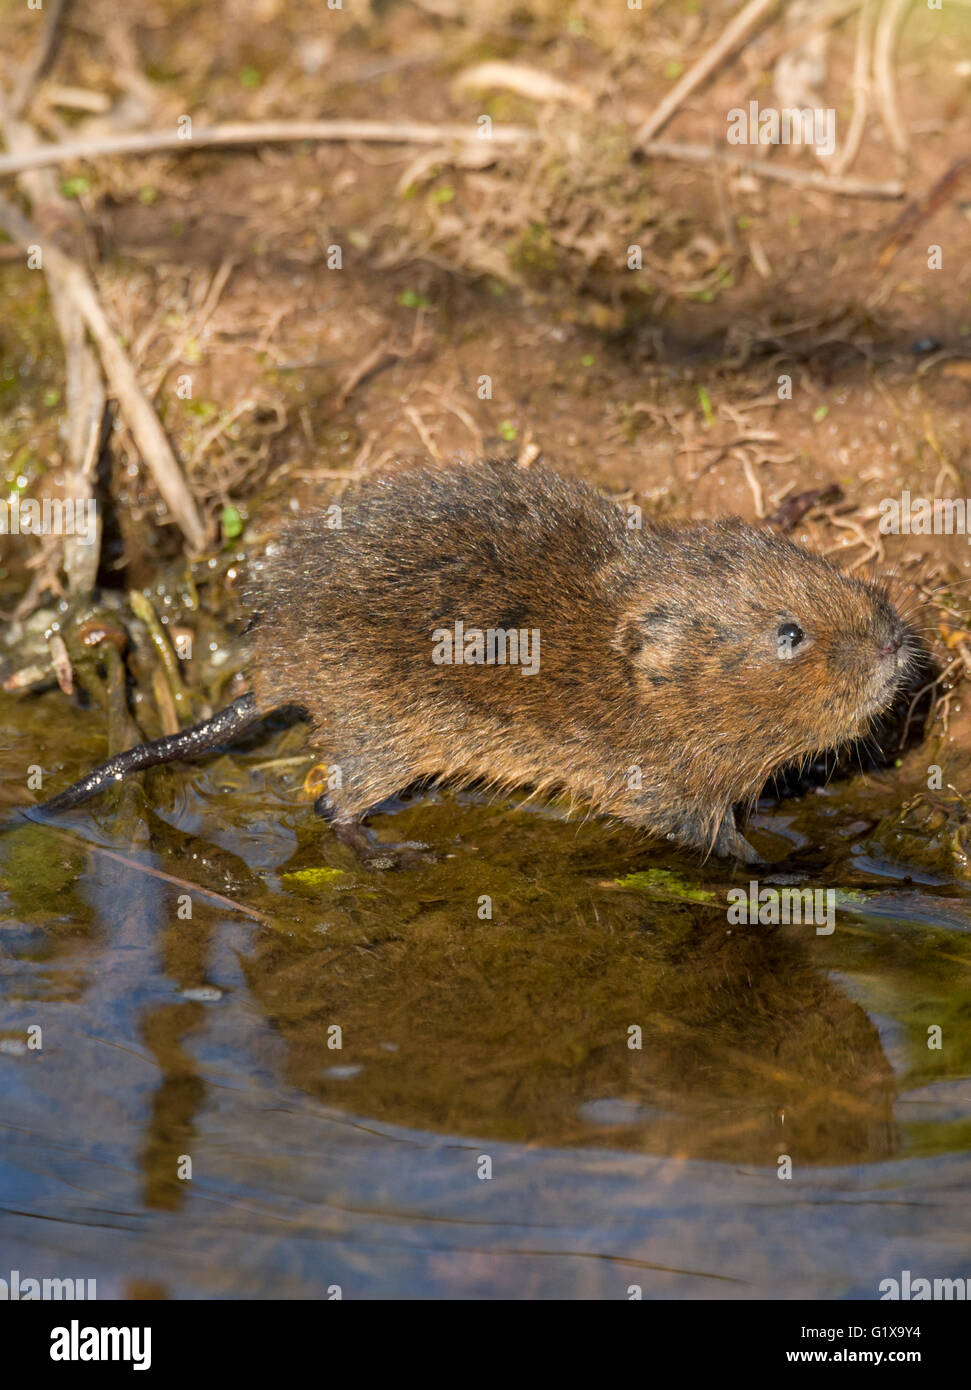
509, 222, 560, 283
615, 869, 715, 903
282, 866, 349, 889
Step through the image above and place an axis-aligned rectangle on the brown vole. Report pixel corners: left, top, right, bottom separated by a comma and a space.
26, 461, 918, 865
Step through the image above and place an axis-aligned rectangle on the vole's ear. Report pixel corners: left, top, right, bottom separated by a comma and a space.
611, 604, 680, 674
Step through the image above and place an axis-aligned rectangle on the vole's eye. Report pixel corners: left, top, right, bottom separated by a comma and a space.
777, 621, 804, 649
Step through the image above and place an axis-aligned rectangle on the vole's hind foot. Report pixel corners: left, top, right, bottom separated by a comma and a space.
330, 816, 441, 871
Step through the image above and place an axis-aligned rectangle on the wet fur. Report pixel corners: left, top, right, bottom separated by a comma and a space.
245, 461, 918, 860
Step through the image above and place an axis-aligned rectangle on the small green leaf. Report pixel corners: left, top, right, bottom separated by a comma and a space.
221, 505, 243, 540
240, 66, 262, 89
60, 176, 91, 198
499, 420, 517, 442
697, 384, 714, 426
397, 288, 431, 309
812, 404, 829, 422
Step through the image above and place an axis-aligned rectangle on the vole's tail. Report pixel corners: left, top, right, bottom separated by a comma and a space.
23, 692, 263, 821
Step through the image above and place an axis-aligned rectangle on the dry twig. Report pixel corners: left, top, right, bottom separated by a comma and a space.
453, 62, 593, 110
0, 82, 105, 598
833, 0, 877, 176
9, 0, 71, 117
635, 0, 781, 146
0, 118, 535, 179
873, 0, 916, 156
404, 405, 443, 461
0, 194, 208, 551
877, 157, 971, 267
641, 140, 904, 198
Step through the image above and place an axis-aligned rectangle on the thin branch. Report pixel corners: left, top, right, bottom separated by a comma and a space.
9, 0, 72, 117
833, 0, 876, 176
641, 140, 905, 198
453, 61, 594, 109
0, 194, 208, 551
635, 0, 781, 146
0, 118, 534, 179
0, 83, 105, 598
877, 157, 971, 266
44, 824, 269, 922
873, 0, 916, 156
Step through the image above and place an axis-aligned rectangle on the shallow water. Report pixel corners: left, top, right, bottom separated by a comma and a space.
2, 695, 970, 1299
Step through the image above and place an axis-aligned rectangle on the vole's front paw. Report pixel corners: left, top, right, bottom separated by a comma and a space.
711, 821, 766, 865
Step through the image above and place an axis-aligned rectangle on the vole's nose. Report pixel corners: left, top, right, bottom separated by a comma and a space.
878, 633, 903, 658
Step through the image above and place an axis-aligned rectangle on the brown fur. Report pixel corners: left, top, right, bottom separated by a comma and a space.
247, 461, 918, 861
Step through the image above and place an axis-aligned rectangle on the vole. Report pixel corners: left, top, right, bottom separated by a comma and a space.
22, 461, 918, 866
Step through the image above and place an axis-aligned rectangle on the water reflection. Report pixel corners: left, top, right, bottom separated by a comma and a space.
248, 879, 897, 1165
1, 708, 969, 1297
